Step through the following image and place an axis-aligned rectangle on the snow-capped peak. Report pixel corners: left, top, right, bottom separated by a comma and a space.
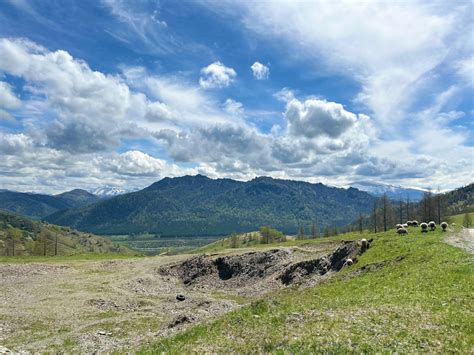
90, 186, 127, 197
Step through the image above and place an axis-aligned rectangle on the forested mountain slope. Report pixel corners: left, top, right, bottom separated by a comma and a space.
46, 175, 376, 236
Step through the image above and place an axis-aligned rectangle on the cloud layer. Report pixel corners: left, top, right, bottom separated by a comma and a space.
0, 0, 472, 194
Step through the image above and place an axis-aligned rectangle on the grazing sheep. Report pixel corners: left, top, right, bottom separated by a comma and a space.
345, 258, 353, 266
402, 223, 408, 228
407, 221, 413, 226
412, 220, 419, 227
396, 224, 404, 229
420, 222, 428, 233
428, 221, 436, 231
441, 222, 448, 231
397, 227, 408, 235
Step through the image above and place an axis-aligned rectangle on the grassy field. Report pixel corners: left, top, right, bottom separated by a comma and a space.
141, 226, 473, 353
106, 234, 223, 255
448, 211, 474, 226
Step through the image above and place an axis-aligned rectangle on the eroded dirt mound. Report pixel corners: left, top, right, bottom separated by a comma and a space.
279, 239, 371, 285
160, 239, 372, 295
161, 249, 291, 286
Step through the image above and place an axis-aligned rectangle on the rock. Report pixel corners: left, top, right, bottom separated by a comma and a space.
176, 294, 186, 301
168, 314, 194, 328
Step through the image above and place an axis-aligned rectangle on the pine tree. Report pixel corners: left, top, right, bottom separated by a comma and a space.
311, 223, 318, 239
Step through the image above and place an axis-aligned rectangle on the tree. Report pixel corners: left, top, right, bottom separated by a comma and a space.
405, 195, 410, 221
463, 213, 472, 228
6, 228, 22, 257
298, 225, 305, 240
230, 234, 239, 248
399, 200, 403, 224
436, 187, 444, 225
373, 200, 378, 233
381, 193, 389, 232
311, 223, 318, 239
38, 229, 50, 256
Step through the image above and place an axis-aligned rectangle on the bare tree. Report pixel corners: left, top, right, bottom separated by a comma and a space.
373, 200, 378, 233
399, 199, 403, 224
405, 195, 410, 221
311, 223, 318, 239
381, 193, 389, 232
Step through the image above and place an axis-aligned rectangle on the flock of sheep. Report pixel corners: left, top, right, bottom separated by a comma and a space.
395, 220, 448, 235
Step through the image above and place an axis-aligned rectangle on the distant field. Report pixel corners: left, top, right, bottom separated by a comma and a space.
448, 211, 474, 226
105, 234, 223, 255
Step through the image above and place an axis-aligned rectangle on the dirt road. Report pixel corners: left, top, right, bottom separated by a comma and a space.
445, 228, 474, 255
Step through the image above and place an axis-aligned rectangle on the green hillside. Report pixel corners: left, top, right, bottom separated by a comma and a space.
0, 211, 133, 257
46, 175, 376, 236
142, 227, 473, 353
0, 189, 100, 219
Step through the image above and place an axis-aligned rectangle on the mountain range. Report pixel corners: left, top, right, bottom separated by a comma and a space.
0, 189, 100, 220
46, 175, 377, 236
350, 181, 426, 201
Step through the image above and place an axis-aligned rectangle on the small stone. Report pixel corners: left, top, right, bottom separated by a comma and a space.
176, 294, 186, 301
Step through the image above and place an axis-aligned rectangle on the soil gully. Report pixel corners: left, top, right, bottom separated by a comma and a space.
160, 239, 372, 295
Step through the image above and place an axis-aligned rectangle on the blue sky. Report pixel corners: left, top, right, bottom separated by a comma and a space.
0, 0, 472, 193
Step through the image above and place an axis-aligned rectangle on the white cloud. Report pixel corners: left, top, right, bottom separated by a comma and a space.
284, 98, 360, 138
199, 61, 236, 89
0, 81, 21, 109
215, 1, 466, 129
223, 98, 244, 115
251, 61, 269, 80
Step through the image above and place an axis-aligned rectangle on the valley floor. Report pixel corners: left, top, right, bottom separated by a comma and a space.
0, 227, 472, 353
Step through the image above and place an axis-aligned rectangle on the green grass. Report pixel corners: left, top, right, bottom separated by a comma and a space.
140, 227, 473, 353
448, 211, 474, 227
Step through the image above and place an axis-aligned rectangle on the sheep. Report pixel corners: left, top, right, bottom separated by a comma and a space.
344, 258, 354, 266
397, 227, 408, 235
396, 224, 404, 230
402, 223, 408, 228
412, 220, 419, 227
441, 222, 448, 231
420, 222, 428, 233
406, 221, 413, 226
428, 221, 436, 231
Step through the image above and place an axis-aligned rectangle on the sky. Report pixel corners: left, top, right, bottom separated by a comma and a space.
0, 0, 472, 194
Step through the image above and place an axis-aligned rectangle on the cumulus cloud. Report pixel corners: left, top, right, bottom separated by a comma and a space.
285, 98, 360, 138
199, 61, 236, 89
250, 61, 269, 80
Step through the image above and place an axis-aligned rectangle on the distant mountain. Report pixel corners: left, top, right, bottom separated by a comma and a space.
351, 181, 426, 201
90, 185, 127, 198
54, 189, 100, 208
46, 175, 377, 236
0, 210, 132, 256
0, 189, 100, 219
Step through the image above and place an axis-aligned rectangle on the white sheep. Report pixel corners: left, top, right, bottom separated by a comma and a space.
420, 222, 428, 233
406, 221, 413, 226
345, 258, 354, 266
440, 222, 448, 231
402, 223, 408, 228
412, 220, 419, 227
397, 227, 408, 235
396, 224, 404, 229
428, 221, 436, 231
